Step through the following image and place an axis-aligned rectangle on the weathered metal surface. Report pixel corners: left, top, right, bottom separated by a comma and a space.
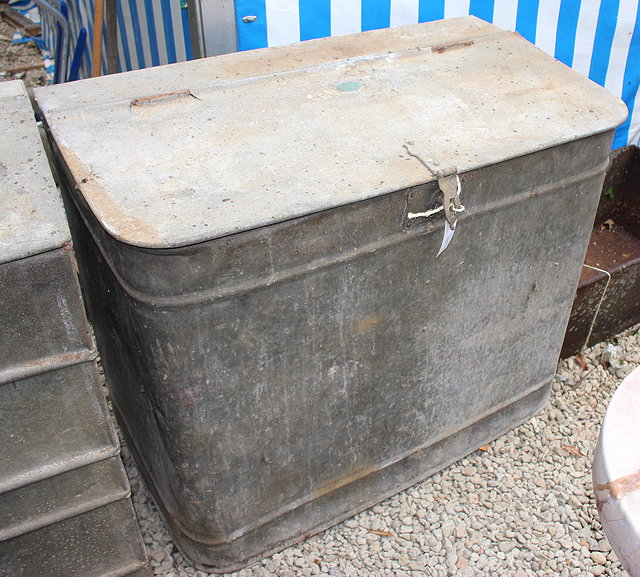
0, 82, 116, 493
188, 0, 236, 58
0, 456, 129, 541
0, 348, 98, 386
37, 18, 626, 572
0, 247, 95, 378
32, 18, 524, 113
0, 81, 68, 264
59, 134, 616, 571
0, 80, 94, 375
562, 145, 640, 357
36, 17, 626, 249
0, 498, 148, 577
0, 361, 119, 493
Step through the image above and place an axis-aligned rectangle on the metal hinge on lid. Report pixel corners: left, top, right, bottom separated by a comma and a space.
403, 143, 465, 257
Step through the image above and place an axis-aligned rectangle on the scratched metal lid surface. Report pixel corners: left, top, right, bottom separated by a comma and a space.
0, 81, 70, 264
35, 17, 627, 249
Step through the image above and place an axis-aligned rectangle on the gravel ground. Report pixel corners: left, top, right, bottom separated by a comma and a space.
115, 324, 640, 577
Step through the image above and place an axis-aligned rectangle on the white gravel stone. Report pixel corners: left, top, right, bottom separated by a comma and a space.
112, 324, 640, 576
498, 541, 516, 554
149, 549, 167, 563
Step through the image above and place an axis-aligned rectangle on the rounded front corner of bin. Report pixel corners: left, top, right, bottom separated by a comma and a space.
157, 515, 248, 574
607, 95, 631, 133
593, 366, 640, 576
168, 530, 280, 575
553, 78, 630, 141
58, 150, 168, 249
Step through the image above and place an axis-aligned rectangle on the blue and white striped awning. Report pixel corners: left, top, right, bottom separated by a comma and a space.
114, 0, 192, 71
233, 0, 640, 148
69, 0, 192, 78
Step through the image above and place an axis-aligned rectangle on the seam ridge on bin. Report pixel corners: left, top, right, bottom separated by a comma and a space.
0, 487, 132, 542
0, 348, 98, 386
0, 241, 74, 268
98, 562, 151, 577
77, 159, 609, 310
92, 559, 151, 577
0, 503, 149, 577
116, 375, 552, 547
0, 445, 121, 495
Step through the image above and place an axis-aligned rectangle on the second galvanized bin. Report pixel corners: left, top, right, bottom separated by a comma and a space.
36, 17, 627, 572
0, 80, 150, 577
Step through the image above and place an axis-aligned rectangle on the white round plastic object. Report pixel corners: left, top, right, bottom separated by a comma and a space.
594, 365, 640, 576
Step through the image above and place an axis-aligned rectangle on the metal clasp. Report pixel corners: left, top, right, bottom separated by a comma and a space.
403, 143, 465, 257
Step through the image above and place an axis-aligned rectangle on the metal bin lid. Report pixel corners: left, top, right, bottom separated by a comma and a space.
34, 17, 628, 250
0, 81, 70, 264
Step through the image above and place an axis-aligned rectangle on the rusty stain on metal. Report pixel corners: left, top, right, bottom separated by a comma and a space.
130, 89, 198, 108
313, 464, 377, 499
57, 142, 164, 245
354, 316, 380, 333
431, 40, 474, 54
597, 469, 640, 500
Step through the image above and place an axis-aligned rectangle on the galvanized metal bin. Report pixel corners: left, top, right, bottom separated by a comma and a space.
0, 80, 150, 577
36, 17, 627, 572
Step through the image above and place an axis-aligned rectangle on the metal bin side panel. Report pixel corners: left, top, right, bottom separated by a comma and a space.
0, 456, 130, 542
59, 133, 614, 303
0, 361, 119, 493
0, 498, 149, 577
0, 247, 95, 382
59, 129, 612, 571
164, 384, 551, 571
